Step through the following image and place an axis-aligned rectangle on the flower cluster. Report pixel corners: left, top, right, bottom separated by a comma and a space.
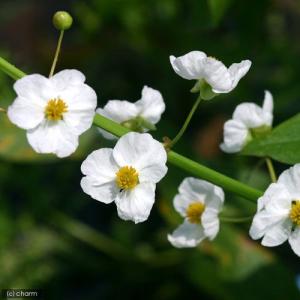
5, 49, 252, 249
8, 43, 300, 259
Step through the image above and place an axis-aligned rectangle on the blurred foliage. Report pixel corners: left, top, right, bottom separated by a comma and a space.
0, 0, 300, 299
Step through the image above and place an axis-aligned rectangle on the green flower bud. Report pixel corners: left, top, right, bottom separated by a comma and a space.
53, 11, 73, 30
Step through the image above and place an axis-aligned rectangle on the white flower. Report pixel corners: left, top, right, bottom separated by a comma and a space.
168, 177, 224, 248
96, 85, 165, 140
7, 70, 97, 158
170, 50, 251, 94
249, 164, 300, 257
220, 90, 273, 153
80, 132, 168, 223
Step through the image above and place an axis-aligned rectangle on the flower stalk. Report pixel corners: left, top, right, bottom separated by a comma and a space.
49, 30, 64, 77
169, 94, 201, 148
0, 55, 263, 203
265, 157, 277, 183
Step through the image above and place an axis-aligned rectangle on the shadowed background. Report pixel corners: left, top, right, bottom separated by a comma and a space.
0, 0, 299, 299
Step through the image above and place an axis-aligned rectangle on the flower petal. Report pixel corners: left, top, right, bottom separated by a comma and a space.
168, 220, 205, 248
257, 182, 291, 213
80, 177, 118, 204
13, 74, 54, 101
96, 99, 139, 140
178, 177, 223, 206
115, 182, 156, 223
277, 164, 300, 200
138, 163, 168, 184
261, 219, 292, 247
26, 120, 78, 158
113, 132, 167, 178
81, 148, 118, 183
201, 208, 220, 240
233, 102, 272, 128
50, 69, 86, 91
262, 90, 273, 113
249, 210, 286, 240
202, 57, 232, 93
7, 96, 44, 130
173, 193, 193, 217
288, 227, 300, 257
135, 86, 165, 124
169, 51, 207, 80
62, 84, 97, 135
227, 60, 252, 91
220, 119, 249, 153
99, 100, 139, 123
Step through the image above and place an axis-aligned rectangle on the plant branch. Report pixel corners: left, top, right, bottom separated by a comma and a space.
0, 56, 263, 203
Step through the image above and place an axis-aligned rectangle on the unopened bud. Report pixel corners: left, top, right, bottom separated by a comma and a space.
53, 11, 73, 30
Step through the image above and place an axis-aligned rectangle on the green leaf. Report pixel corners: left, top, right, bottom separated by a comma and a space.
242, 113, 300, 164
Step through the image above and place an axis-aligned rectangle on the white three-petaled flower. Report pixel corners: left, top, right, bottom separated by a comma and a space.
250, 164, 300, 257
96, 86, 165, 140
220, 90, 273, 153
170, 50, 251, 94
168, 177, 224, 248
7, 70, 97, 158
80, 132, 168, 223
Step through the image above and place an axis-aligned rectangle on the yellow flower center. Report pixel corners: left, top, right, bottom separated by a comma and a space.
115, 166, 139, 190
186, 202, 206, 224
45, 98, 68, 121
289, 200, 300, 226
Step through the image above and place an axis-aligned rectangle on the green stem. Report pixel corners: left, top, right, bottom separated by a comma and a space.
49, 30, 64, 77
170, 95, 201, 147
168, 151, 262, 202
93, 113, 130, 136
0, 56, 263, 203
219, 215, 254, 223
0, 57, 26, 80
265, 157, 277, 183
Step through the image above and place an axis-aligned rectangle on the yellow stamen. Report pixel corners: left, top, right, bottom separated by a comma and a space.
290, 201, 300, 226
45, 98, 68, 121
116, 166, 139, 190
186, 202, 206, 224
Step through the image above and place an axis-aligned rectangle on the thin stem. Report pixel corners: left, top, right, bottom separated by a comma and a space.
0, 56, 264, 203
49, 30, 64, 77
170, 95, 201, 147
219, 215, 254, 223
265, 157, 277, 183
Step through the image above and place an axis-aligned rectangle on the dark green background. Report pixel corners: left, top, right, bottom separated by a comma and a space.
0, 0, 299, 299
